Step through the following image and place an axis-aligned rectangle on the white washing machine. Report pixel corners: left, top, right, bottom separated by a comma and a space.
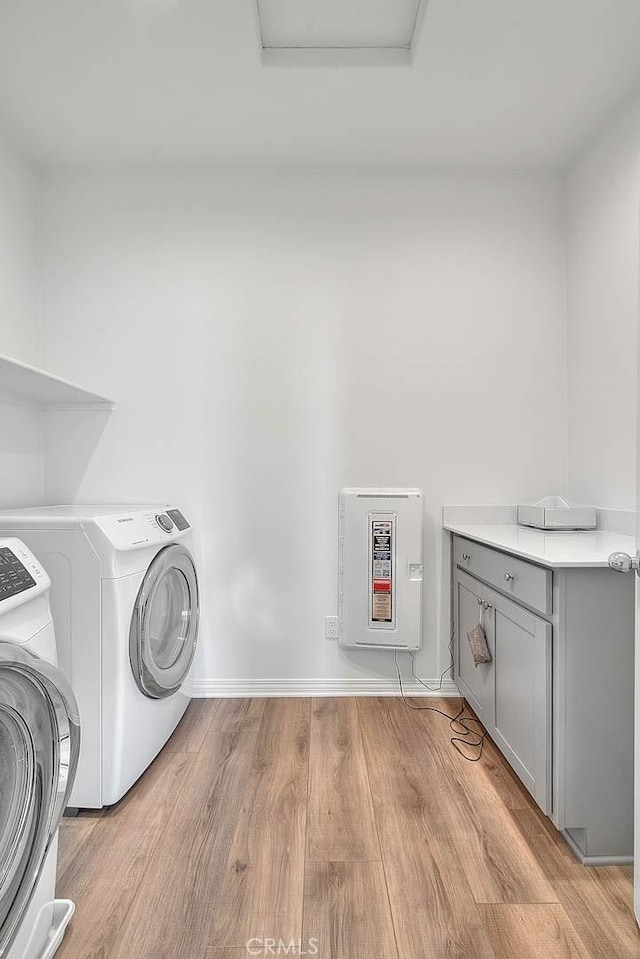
0, 507, 199, 810
0, 538, 80, 959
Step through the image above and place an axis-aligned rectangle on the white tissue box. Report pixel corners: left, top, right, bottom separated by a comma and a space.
517, 496, 596, 530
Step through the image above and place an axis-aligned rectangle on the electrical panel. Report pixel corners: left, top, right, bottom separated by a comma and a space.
338, 488, 423, 651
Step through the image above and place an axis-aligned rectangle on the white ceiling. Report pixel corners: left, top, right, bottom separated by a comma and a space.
1, 0, 640, 169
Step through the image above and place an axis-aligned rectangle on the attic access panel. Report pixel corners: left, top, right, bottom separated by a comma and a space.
257, 0, 425, 57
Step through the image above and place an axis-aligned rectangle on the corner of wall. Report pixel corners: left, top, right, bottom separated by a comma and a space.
562, 84, 640, 510
560, 165, 571, 502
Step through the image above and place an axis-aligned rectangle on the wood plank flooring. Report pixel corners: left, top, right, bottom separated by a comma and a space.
57, 697, 640, 959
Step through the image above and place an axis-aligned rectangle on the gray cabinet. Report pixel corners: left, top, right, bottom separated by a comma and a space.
455, 568, 551, 813
456, 571, 493, 723
486, 583, 551, 813
452, 533, 634, 864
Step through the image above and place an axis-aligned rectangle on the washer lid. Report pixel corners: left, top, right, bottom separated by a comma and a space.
0, 644, 80, 956
130, 544, 199, 700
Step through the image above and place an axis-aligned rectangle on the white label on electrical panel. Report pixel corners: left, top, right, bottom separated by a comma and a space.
371, 518, 394, 626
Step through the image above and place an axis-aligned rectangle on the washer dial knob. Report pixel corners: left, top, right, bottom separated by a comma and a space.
156, 513, 174, 533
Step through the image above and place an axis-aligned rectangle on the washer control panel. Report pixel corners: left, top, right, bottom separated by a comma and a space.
0, 538, 50, 610
94, 507, 191, 551
0, 546, 36, 601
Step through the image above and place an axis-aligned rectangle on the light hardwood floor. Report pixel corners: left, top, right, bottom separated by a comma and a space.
57, 697, 640, 959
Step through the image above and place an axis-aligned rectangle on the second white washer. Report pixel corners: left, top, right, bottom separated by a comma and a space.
0, 537, 80, 958
0, 506, 200, 809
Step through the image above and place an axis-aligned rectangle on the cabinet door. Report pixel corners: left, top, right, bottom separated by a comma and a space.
485, 585, 551, 813
455, 570, 494, 725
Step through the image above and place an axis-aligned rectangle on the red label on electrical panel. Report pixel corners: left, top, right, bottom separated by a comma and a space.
373, 579, 391, 592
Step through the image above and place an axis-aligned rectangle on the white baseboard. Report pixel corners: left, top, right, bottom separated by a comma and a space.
184, 677, 460, 698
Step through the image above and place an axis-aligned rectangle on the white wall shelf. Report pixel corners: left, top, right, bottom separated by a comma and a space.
0, 353, 114, 411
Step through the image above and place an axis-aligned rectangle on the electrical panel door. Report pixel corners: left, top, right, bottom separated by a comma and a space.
338, 488, 423, 650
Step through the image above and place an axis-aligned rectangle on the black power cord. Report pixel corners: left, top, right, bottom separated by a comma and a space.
393, 636, 487, 762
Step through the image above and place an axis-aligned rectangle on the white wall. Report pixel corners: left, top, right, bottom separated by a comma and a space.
567, 93, 640, 509
0, 138, 43, 508
40, 169, 567, 687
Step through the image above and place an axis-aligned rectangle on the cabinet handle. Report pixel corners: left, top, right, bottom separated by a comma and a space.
483, 601, 493, 610
504, 572, 515, 582
462, 553, 471, 561
477, 597, 483, 606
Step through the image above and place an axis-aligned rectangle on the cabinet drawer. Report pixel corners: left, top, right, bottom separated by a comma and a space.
453, 535, 552, 615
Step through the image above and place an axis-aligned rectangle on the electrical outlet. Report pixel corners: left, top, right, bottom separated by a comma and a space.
324, 615, 339, 640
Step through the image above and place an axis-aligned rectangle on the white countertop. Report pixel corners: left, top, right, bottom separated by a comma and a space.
443, 522, 636, 568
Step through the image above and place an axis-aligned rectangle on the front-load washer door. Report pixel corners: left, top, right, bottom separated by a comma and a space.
129, 544, 200, 700
0, 644, 80, 957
